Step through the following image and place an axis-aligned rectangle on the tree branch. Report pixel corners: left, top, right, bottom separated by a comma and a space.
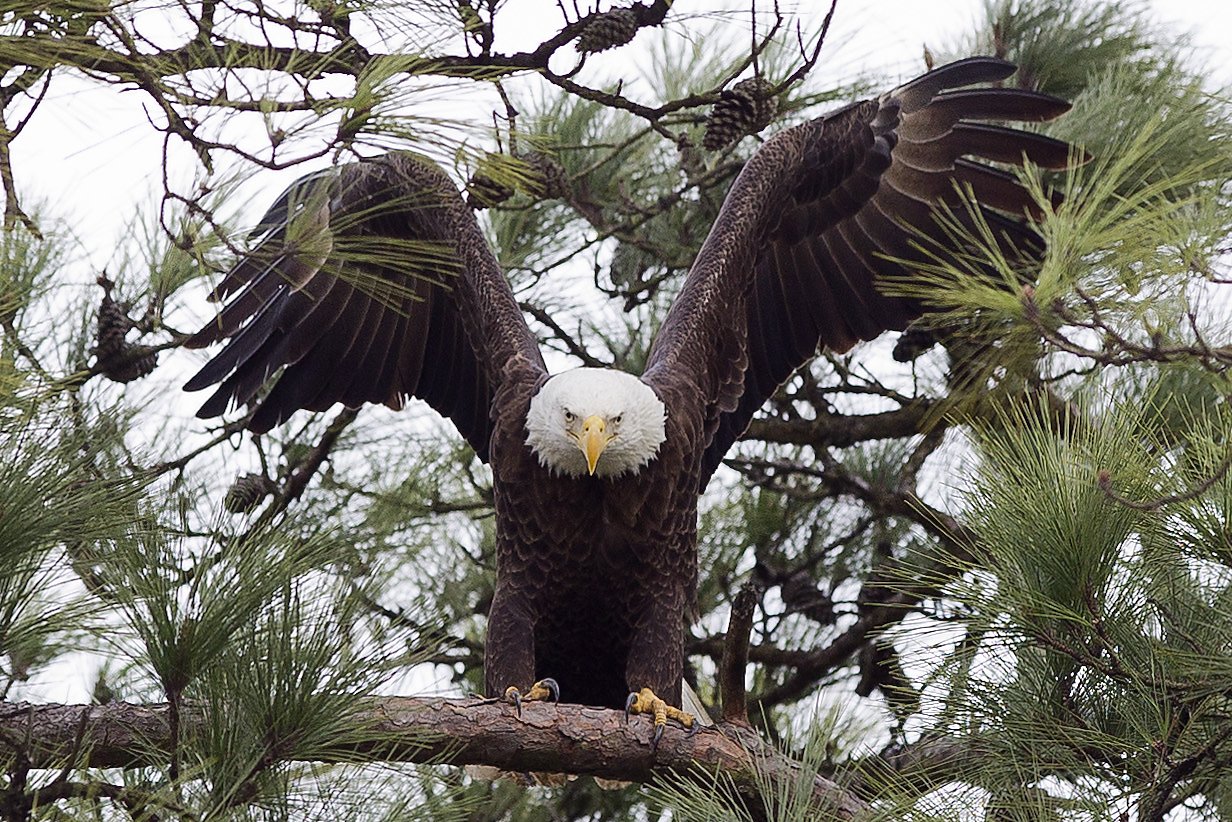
0, 699, 869, 818
743, 401, 935, 449
719, 580, 762, 724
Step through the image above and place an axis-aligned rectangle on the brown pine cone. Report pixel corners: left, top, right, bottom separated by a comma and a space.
520, 152, 570, 199
466, 172, 514, 209
702, 77, 778, 151
102, 345, 159, 384
94, 276, 131, 363
575, 7, 638, 54
224, 472, 278, 513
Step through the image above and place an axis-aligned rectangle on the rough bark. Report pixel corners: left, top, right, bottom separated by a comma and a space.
719, 580, 762, 724
0, 698, 868, 818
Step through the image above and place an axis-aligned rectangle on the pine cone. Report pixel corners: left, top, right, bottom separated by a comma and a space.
224, 472, 277, 513
94, 276, 131, 363
102, 345, 159, 384
520, 152, 570, 199
466, 172, 513, 209
780, 571, 835, 626
94, 276, 159, 383
892, 324, 940, 363
575, 7, 638, 54
702, 77, 778, 151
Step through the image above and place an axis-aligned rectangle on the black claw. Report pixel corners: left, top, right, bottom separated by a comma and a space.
686, 721, 699, 738
624, 692, 637, 723
511, 690, 523, 716
652, 723, 664, 750
542, 677, 560, 703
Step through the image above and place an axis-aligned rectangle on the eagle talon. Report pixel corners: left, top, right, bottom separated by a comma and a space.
625, 687, 694, 748
504, 685, 524, 716
504, 679, 560, 717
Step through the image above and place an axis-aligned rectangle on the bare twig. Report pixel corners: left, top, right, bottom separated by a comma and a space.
519, 301, 607, 367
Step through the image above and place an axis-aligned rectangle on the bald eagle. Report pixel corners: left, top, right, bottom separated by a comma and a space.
186, 58, 1077, 736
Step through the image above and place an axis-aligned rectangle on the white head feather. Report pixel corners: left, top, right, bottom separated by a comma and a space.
525, 368, 667, 479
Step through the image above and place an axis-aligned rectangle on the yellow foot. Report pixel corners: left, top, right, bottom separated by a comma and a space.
624, 687, 696, 749
503, 678, 559, 715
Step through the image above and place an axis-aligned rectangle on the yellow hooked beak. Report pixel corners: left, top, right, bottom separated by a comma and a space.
579, 414, 610, 475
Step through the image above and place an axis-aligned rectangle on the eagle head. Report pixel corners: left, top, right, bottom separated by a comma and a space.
525, 368, 666, 479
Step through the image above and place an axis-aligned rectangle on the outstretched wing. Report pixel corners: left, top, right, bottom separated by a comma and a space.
184, 153, 545, 461
640, 57, 1077, 484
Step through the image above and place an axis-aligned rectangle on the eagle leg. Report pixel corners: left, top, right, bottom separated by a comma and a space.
624, 687, 695, 749
503, 677, 560, 716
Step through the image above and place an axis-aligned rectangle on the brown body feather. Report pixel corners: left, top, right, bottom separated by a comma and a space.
185, 58, 1078, 710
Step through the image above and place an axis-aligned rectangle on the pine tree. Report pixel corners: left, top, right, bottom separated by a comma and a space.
0, 1, 1230, 819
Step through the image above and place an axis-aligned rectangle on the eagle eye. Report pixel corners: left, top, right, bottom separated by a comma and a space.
564, 410, 576, 424
613, 414, 623, 424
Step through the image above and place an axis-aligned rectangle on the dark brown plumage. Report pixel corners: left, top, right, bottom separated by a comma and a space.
185, 58, 1079, 712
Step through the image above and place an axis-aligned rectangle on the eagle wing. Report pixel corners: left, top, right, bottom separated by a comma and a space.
184, 153, 545, 460
640, 57, 1077, 484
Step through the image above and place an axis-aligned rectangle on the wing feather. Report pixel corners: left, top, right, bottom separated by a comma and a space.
246, 281, 366, 423
185, 153, 545, 458
894, 122, 1073, 171
186, 275, 345, 402
640, 57, 1080, 485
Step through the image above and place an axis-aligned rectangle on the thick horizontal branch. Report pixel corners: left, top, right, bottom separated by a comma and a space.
743, 402, 934, 450
0, 698, 867, 818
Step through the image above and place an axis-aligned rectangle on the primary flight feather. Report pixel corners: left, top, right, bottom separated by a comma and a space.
186, 57, 1079, 732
